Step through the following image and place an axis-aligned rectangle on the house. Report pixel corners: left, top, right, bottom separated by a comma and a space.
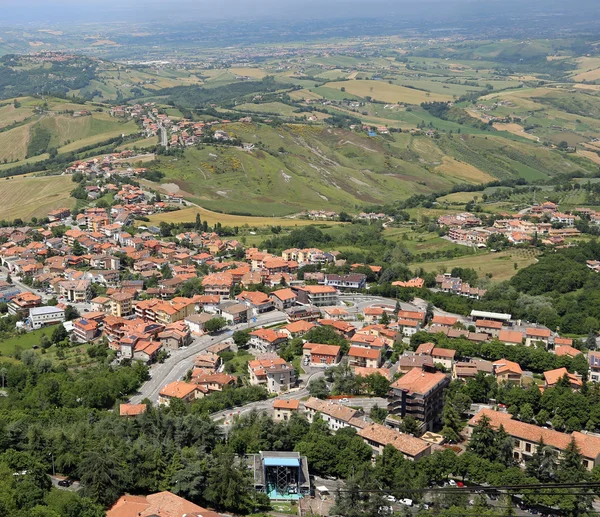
286, 305, 322, 322
554, 345, 582, 358
133, 340, 162, 363
303, 397, 367, 432
192, 371, 237, 392
28, 306, 65, 329
293, 285, 338, 306
219, 302, 251, 324
364, 307, 385, 323
302, 343, 342, 367
397, 310, 425, 324
248, 328, 288, 353
398, 354, 434, 374
348, 346, 382, 369
324, 273, 367, 289
544, 367, 582, 390
397, 319, 420, 337
248, 357, 296, 393
494, 358, 523, 385
452, 359, 494, 381
185, 313, 216, 335
8, 292, 42, 316
388, 368, 449, 432
430, 315, 457, 329
107, 491, 222, 517
237, 290, 274, 314
58, 279, 91, 303
279, 320, 316, 338
431, 348, 456, 370
158, 381, 198, 405
498, 329, 524, 346
270, 288, 298, 310
466, 409, 600, 471
358, 423, 431, 461
109, 291, 135, 317
525, 327, 551, 347
475, 319, 503, 338
73, 317, 100, 343
194, 353, 222, 371
589, 351, 600, 383
273, 399, 301, 422
119, 403, 147, 417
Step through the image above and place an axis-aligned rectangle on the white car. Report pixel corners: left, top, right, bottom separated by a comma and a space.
448, 479, 457, 486
384, 495, 396, 503
399, 498, 413, 507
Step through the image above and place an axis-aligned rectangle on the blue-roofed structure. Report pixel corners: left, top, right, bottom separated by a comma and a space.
249, 451, 310, 500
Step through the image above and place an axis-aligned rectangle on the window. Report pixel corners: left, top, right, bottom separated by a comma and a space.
525, 443, 532, 453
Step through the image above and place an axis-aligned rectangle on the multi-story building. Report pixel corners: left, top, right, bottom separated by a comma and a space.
58, 280, 91, 303
109, 291, 135, 317
8, 292, 42, 316
248, 328, 288, 353
302, 343, 342, 367
273, 399, 300, 422
248, 357, 296, 393
323, 274, 367, 290
358, 423, 431, 461
293, 285, 338, 307
29, 306, 65, 329
303, 397, 367, 433
467, 409, 600, 471
388, 368, 449, 432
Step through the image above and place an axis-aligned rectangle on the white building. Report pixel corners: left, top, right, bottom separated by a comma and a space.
29, 306, 65, 330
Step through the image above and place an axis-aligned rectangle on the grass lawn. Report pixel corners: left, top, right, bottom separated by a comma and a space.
324, 79, 453, 104
384, 228, 466, 255
0, 325, 58, 358
223, 350, 255, 377
415, 249, 539, 282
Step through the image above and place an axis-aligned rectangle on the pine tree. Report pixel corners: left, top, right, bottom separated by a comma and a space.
558, 438, 587, 483
441, 402, 462, 443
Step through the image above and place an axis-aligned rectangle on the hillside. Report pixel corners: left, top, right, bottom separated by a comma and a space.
148, 122, 593, 216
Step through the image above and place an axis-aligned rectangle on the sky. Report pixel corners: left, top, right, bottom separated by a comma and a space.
0, 0, 597, 24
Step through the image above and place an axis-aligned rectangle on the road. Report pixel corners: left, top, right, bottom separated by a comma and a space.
160, 126, 168, 147
130, 311, 287, 404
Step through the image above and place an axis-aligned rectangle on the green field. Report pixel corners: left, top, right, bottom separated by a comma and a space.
0, 325, 58, 357
417, 249, 539, 282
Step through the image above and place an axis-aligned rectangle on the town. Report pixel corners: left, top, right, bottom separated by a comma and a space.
0, 183, 599, 515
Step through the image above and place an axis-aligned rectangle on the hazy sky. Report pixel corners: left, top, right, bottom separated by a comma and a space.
0, 0, 597, 24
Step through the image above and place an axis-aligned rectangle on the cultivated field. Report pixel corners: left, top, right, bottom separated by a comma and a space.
417, 250, 538, 282
0, 103, 34, 128
0, 123, 32, 162
324, 80, 454, 104
145, 206, 339, 228
0, 175, 76, 221
435, 156, 495, 184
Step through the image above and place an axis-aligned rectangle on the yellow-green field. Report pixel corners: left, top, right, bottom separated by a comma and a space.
116, 136, 158, 150
145, 205, 341, 228
0, 103, 34, 128
324, 80, 453, 104
417, 250, 539, 282
0, 175, 76, 221
228, 67, 268, 79
0, 124, 32, 162
58, 119, 139, 153
234, 102, 300, 117
435, 156, 496, 184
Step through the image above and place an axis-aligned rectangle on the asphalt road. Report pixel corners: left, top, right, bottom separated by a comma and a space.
130, 311, 288, 404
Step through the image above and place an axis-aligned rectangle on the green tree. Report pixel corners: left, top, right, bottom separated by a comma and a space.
204, 317, 227, 334
442, 402, 462, 443
558, 438, 587, 483
78, 449, 126, 507
233, 330, 251, 348
308, 378, 329, 399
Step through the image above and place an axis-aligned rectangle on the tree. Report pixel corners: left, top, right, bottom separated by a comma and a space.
442, 402, 462, 443
195, 213, 201, 231
78, 449, 126, 507
233, 330, 251, 348
526, 438, 557, 482
520, 403, 534, 423
6, 273, 12, 284
586, 331, 596, 350
558, 438, 587, 483
425, 303, 434, 324
467, 415, 499, 461
400, 415, 419, 435
64, 305, 79, 321
72, 240, 85, 256
370, 404, 387, 424
379, 311, 390, 325
51, 324, 68, 344
308, 378, 329, 399
204, 317, 227, 334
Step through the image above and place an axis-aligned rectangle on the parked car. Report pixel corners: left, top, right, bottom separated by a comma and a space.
384, 495, 396, 503
58, 479, 73, 487
399, 499, 413, 507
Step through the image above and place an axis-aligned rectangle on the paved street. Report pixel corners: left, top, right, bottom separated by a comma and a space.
130, 311, 287, 404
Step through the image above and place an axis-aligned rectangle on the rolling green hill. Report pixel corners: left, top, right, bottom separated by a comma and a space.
148, 122, 594, 216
